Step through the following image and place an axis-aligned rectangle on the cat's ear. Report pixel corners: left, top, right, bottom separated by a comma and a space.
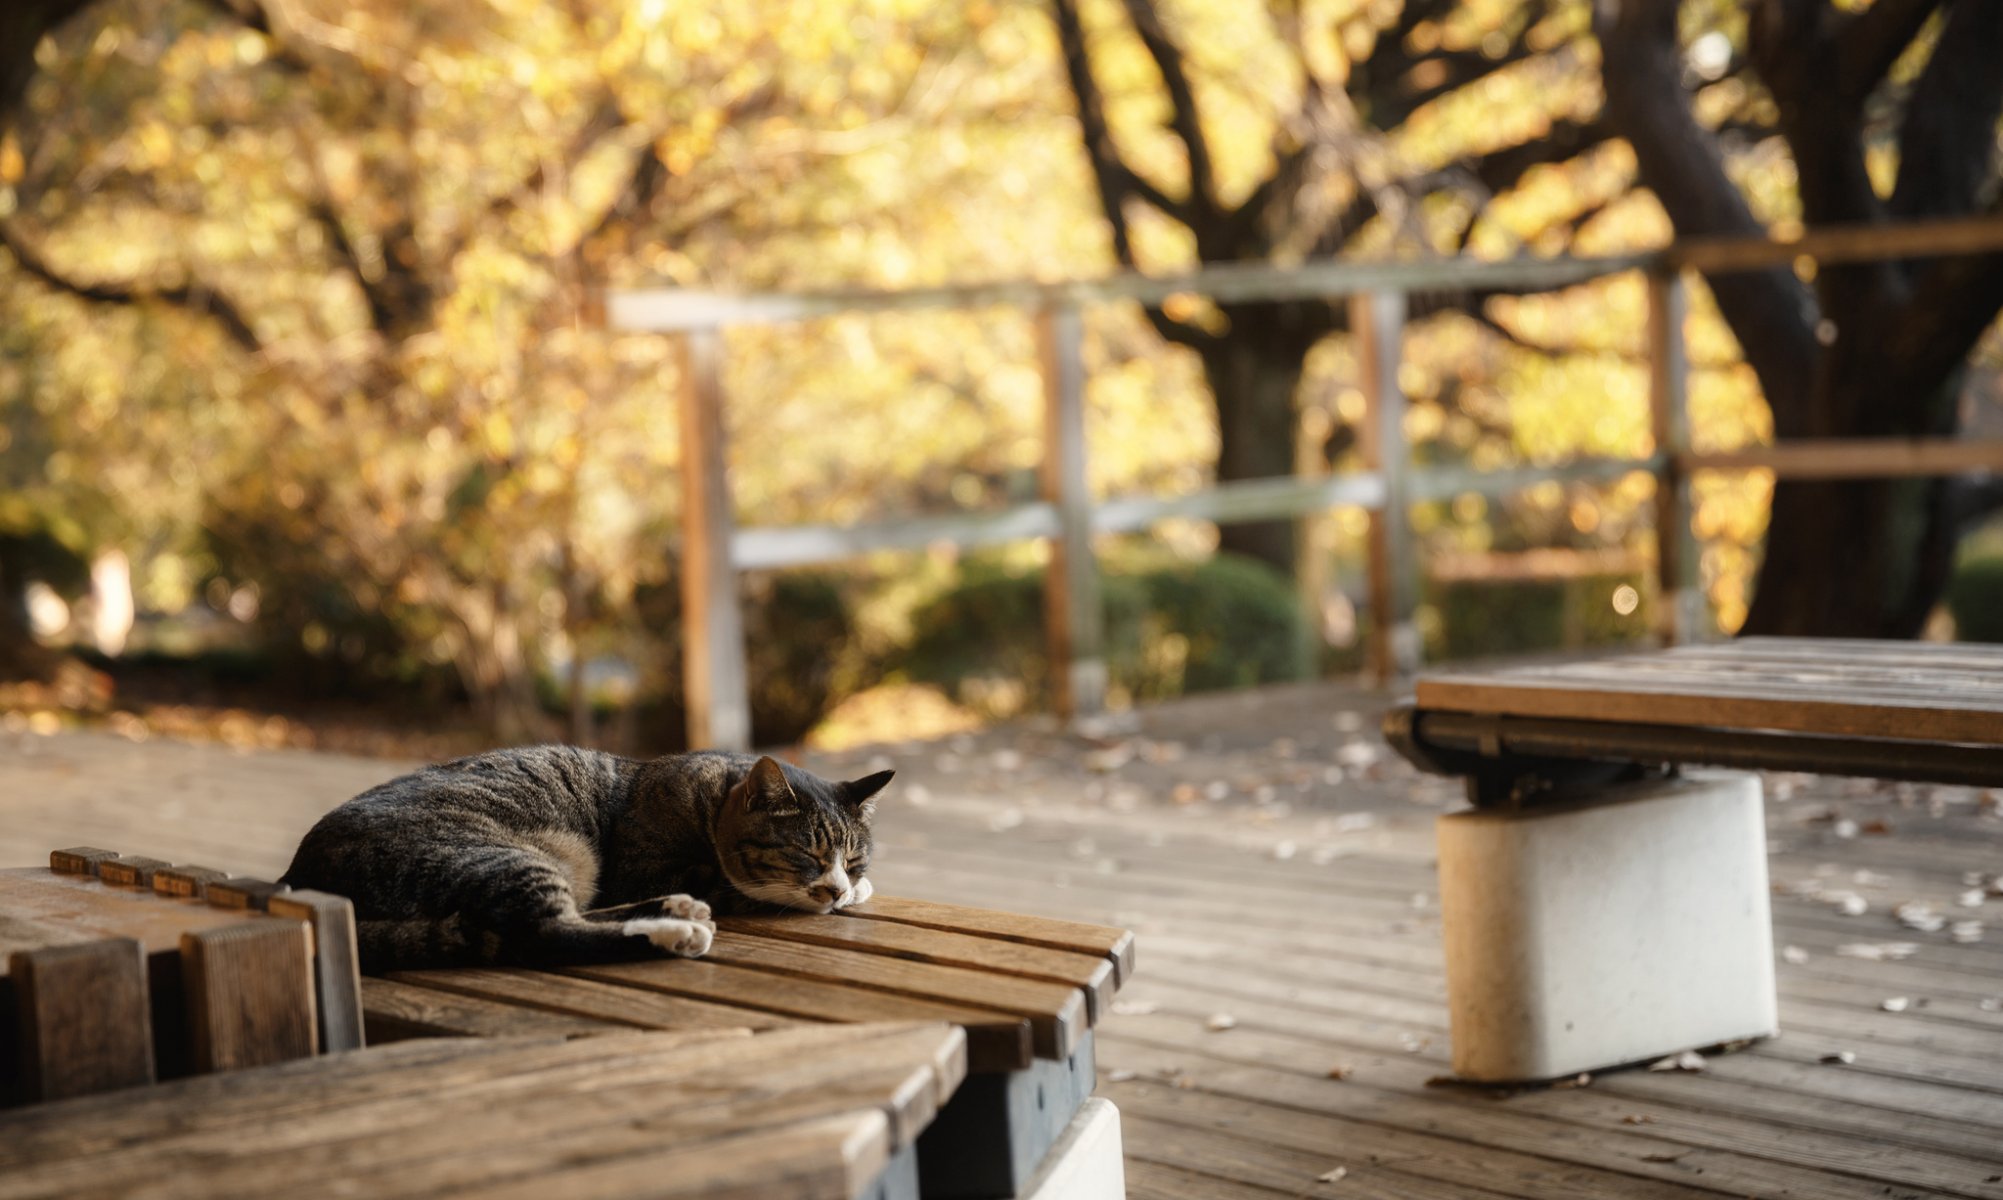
841, 769, 894, 818
739, 756, 798, 812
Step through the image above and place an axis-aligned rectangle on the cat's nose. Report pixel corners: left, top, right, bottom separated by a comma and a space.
808, 884, 840, 905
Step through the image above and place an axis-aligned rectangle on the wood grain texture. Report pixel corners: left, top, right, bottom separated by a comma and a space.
0, 1025, 962, 1200
360, 978, 620, 1042
150, 866, 228, 899
721, 910, 1117, 1021
843, 895, 1136, 985
1415, 638, 2003, 745
563, 957, 1034, 1074
267, 889, 365, 1052
705, 929, 1087, 1060
46, 849, 116, 876
0, 870, 277, 974
203, 878, 289, 911
179, 920, 317, 1073
93, 857, 171, 889
5, 938, 153, 1102
388, 967, 797, 1032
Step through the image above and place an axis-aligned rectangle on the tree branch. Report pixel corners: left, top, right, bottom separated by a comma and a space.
1836, 0, 1943, 100
0, 218, 261, 352
1597, 0, 1820, 430
1116, 0, 1218, 214
1888, 0, 2003, 221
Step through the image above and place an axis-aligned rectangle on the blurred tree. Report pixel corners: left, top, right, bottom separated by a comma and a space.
1049, 0, 1638, 576
1600, 0, 2003, 636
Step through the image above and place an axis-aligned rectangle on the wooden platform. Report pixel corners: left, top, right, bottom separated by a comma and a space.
0, 1023, 964, 1199
1415, 637, 2003, 745
4, 709, 2002, 1199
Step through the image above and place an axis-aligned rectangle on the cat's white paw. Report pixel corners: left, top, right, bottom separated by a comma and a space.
622, 917, 713, 957
833, 876, 873, 910
661, 894, 711, 923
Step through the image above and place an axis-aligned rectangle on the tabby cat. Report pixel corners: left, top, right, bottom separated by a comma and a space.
280, 747, 891, 972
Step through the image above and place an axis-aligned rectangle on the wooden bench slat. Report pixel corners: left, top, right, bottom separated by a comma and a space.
179, 921, 318, 1073
1416, 640, 2003, 747
360, 977, 622, 1042
720, 910, 1118, 1021
5, 938, 154, 1103
840, 894, 1136, 986
386, 967, 799, 1033
562, 958, 1033, 1074
267, 889, 366, 1053
704, 930, 1087, 1061
0, 1028, 957, 1200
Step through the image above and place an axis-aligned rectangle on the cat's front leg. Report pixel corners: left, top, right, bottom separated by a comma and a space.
833, 876, 874, 910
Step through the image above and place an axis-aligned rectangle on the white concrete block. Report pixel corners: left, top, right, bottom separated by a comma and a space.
1017, 1097, 1125, 1200
1437, 769, 1778, 1083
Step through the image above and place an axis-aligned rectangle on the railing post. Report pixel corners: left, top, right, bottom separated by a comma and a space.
1035, 305, 1105, 720
677, 327, 752, 751
1647, 268, 1700, 644
1351, 290, 1419, 683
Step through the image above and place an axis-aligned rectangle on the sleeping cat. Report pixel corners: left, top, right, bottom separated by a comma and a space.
280, 746, 891, 972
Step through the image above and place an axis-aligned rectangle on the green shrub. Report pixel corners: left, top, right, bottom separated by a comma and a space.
1426, 571, 1652, 660
1947, 555, 2003, 643
899, 552, 1304, 717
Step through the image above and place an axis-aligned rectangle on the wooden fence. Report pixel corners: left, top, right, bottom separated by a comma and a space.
604, 216, 2003, 751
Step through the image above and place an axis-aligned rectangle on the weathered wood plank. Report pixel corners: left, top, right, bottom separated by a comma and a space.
389, 966, 798, 1032
563, 956, 1034, 1074
719, 911, 1117, 1020
845, 895, 1136, 985
705, 930, 1087, 1060
268, 889, 366, 1052
5, 938, 154, 1102
361, 977, 621, 1042
179, 920, 318, 1072
0, 870, 280, 974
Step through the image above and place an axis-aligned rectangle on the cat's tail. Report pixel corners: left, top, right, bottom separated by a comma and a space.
354, 915, 487, 972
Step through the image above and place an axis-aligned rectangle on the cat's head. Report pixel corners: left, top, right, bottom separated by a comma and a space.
715, 755, 892, 913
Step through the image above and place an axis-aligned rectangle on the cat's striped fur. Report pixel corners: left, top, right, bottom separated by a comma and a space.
281, 746, 890, 972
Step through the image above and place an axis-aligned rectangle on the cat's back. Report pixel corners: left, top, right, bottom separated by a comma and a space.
289, 745, 630, 860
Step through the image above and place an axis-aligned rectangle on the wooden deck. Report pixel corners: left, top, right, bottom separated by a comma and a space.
4, 680, 2001, 1199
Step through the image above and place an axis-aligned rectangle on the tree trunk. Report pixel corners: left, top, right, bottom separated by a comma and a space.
1199, 314, 1307, 578
1743, 368, 1963, 637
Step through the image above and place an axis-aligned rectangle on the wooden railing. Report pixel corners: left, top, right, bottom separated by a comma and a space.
604, 216, 2003, 751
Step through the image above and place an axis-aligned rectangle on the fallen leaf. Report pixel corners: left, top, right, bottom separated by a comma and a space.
1835, 893, 1869, 917
1327, 1065, 1353, 1080
1880, 996, 1910, 1013
1781, 945, 1810, 965
1317, 1167, 1348, 1184
1620, 1114, 1656, 1125
1860, 818, 1894, 835
1111, 999, 1158, 1016
1647, 1050, 1706, 1072
1979, 998, 2000, 1013
1957, 889, 1987, 908
1837, 942, 1920, 961
1641, 1153, 1687, 1164
1894, 901, 1945, 932
1819, 1051, 1856, 1065
1551, 1072, 1592, 1089
1105, 1069, 1138, 1083
1206, 1013, 1238, 1032
1951, 921, 1984, 944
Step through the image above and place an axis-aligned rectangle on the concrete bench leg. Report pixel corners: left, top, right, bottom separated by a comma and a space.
1016, 1098, 1124, 1200
1436, 768, 1779, 1083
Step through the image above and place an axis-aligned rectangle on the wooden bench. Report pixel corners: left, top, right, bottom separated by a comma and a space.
1384, 637, 2003, 1083
362, 897, 1135, 1200
0, 1023, 966, 1200
2, 847, 1134, 1199
0, 852, 363, 1105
